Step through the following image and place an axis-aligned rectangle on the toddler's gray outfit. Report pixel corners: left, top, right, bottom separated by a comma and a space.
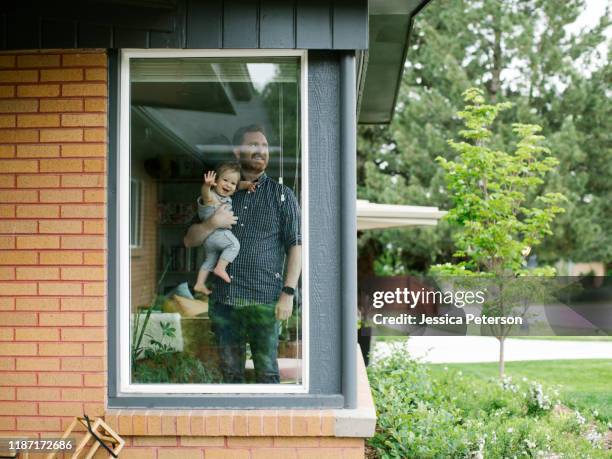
197, 192, 240, 272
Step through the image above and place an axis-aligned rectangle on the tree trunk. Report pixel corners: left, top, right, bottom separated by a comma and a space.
357, 237, 380, 366
489, 22, 502, 102
498, 336, 505, 377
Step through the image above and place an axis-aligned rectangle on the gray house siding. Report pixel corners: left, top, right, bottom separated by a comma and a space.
0, 0, 367, 50
308, 51, 343, 396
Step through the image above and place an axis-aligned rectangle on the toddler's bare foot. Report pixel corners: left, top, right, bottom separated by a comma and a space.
213, 266, 231, 283
193, 283, 212, 295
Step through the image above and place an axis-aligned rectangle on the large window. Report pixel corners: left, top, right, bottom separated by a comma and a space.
118, 50, 307, 394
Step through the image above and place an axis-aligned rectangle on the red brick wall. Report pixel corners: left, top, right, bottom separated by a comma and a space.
118, 436, 364, 459
104, 411, 365, 459
0, 50, 108, 436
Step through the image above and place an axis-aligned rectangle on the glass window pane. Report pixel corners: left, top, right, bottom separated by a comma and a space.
128, 56, 303, 387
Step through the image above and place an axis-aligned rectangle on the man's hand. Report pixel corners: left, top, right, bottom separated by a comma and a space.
239, 180, 257, 193
183, 205, 237, 248
209, 204, 237, 229
275, 293, 293, 321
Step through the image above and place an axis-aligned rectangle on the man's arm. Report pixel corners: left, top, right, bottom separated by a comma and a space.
283, 245, 302, 289
183, 205, 237, 248
275, 186, 302, 320
275, 244, 302, 320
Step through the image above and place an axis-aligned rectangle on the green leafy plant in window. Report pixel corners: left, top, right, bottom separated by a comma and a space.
131, 260, 171, 366
131, 260, 221, 384
133, 320, 221, 384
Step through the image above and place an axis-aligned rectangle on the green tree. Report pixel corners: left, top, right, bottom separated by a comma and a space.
431, 88, 566, 376
358, 0, 611, 273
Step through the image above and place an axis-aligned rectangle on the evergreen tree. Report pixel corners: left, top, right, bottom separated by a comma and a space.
358, 0, 611, 273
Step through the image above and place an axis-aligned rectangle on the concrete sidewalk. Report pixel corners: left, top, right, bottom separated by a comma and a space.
373, 336, 612, 363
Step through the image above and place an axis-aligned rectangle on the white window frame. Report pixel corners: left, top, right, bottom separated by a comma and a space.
117, 49, 309, 394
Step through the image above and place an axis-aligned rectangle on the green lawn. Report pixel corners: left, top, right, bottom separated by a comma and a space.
427, 359, 612, 421
511, 336, 612, 341
375, 335, 612, 342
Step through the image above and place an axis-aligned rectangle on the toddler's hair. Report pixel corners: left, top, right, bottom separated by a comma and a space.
215, 161, 241, 177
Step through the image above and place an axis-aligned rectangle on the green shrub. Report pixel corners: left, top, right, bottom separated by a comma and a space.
133, 351, 221, 384
367, 348, 608, 458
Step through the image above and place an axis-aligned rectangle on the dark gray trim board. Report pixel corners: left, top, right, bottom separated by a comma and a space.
108, 394, 344, 410
307, 51, 344, 399
108, 51, 347, 409
340, 52, 357, 409
107, 48, 119, 402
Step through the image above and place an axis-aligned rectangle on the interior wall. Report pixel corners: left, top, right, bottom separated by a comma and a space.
130, 163, 158, 310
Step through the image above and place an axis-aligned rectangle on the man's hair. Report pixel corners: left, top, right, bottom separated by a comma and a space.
215, 161, 241, 178
232, 124, 266, 147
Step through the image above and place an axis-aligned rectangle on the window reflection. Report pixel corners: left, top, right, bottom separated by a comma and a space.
129, 57, 302, 386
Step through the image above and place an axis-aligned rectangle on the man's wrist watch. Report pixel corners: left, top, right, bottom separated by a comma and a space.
282, 286, 295, 296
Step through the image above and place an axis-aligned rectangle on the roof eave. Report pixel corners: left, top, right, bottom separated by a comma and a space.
357, 0, 433, 125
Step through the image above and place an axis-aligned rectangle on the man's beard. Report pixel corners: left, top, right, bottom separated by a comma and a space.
242, 156, 267, 173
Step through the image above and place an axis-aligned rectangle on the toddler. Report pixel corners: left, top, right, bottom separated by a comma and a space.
193, 162, 255, 294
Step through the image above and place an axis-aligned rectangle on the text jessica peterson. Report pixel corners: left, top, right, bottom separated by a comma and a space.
370, 287, 523, 326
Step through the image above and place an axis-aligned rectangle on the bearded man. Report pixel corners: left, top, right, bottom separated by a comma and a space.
184, 124, 301, 383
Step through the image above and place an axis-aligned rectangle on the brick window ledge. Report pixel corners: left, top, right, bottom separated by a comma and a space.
104, 351, 376, 439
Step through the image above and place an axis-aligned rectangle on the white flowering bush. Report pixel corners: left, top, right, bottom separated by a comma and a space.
575, 410, 587, 426
500, 375, 519, 393
585, 427, 604, 448
526, 381, 554, 414
368, 351, 609, 458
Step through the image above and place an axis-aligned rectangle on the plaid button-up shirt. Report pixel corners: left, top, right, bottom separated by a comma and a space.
207, 173, 301, 307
